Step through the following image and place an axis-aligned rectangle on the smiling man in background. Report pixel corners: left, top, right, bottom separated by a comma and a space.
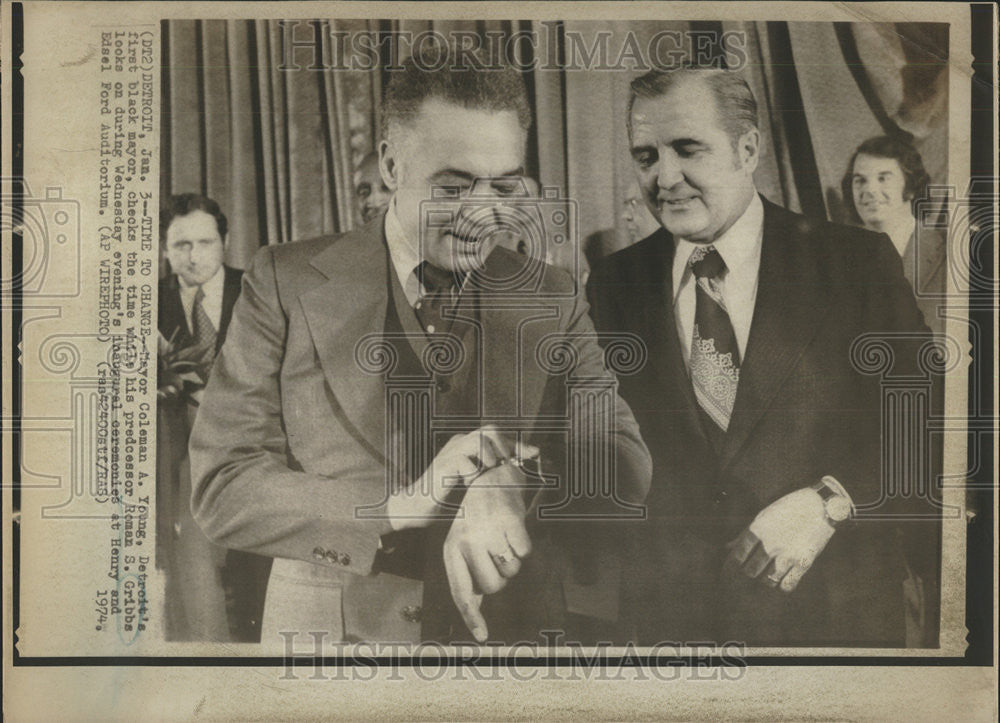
587, 67, 941, 646
190, 45, 650, 648
354, 150, 392, 225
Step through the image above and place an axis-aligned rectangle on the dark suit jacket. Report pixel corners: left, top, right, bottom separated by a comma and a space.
158, 265, 243, 355
189, 215, 651, 646
586, 197, 941, 647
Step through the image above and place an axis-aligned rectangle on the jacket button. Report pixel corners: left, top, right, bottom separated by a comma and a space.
401, 605, 422, 623
325, 550, 339, 564
312, 547, 326, 560
340, 553, 351, 566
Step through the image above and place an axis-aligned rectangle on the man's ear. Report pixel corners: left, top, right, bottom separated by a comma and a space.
378, 138, 400, 192
739, 128, 761, 175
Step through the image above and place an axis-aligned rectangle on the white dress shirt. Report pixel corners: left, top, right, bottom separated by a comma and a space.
384, 200, 424, 307
178, 262, 225, 334
672, 193, 765, 368
384, 199, 468, 308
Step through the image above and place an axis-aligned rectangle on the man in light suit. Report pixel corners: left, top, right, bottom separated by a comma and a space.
189, 46, 651, 648
586, 68, 941, 646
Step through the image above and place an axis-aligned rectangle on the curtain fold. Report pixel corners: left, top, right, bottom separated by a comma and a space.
162, 19, 950, 271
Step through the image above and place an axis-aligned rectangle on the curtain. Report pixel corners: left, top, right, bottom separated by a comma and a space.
161, 19, 950, 271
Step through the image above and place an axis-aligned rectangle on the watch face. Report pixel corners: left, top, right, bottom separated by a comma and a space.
827, 496, 852, 522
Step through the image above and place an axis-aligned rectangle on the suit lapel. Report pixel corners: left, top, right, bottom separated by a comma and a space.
468, 249, 550, 421
159, 275, 191, 347
718, 199, 833, 468
299, 219, 390, 459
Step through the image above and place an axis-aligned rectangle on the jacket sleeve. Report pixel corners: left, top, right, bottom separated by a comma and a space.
188, 246, 390, 575
531, 281, 653, 517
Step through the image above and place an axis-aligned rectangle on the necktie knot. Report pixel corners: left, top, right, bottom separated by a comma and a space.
193, 285, 205, 303
689, 245, 726, 280
416, 261, 462, 295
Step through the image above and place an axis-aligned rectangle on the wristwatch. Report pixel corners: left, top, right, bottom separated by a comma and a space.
811, 476, 852, 526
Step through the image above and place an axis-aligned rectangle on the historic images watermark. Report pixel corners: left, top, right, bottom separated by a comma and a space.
277, 23, 749, 73
277, 629, 747, 682
847, 179, 998, 521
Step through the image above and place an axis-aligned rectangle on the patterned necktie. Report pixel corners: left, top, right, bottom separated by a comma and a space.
689, 245, 740, 433
191, 285, 217, 354
414, 261, 462, 335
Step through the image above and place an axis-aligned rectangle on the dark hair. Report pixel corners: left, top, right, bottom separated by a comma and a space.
159, 193, 228, 245
626, 67, 758, 144
840, 135, 930, 222
380, 42, 531, 141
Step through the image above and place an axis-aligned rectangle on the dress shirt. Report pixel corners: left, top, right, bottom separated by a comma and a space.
178, 262, 225, 334
384, 199, 468, 307
672, 193, 764, 368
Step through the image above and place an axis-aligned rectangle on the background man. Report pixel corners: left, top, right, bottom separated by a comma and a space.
157, 193, 269, 642
354, 151, 392, 225
842, 134, 947, 336
587, 68, 941, 646
189, 46, 650, 648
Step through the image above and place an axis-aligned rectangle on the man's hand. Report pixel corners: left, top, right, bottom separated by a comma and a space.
443, 460, 532, 643
386, 426, 537, 531
724, 487, 835, 593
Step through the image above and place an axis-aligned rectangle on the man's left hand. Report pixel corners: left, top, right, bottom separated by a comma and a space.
724, 487, 835, 593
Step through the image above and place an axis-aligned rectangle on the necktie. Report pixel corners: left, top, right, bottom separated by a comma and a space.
688, 245, 740, 433
191, 285, 217, 355
414, 261, 462, 335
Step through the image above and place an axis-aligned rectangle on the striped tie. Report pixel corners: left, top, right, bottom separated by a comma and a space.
688, 245, 740, 433
191, 286, 217, 354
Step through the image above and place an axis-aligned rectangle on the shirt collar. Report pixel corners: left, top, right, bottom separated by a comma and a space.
384, 198, 424, 306
384, 197, 472, 306
673, 193, 764, 298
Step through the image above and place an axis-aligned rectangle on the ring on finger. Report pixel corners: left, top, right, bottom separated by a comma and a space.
491, 547, 517, 566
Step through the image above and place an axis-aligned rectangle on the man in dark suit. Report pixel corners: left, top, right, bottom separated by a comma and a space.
158, 193, 269, 641
189, 47, 651, 650
586, 68, 941, 646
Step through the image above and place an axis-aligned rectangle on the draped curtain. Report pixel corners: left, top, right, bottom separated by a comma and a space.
161, 19, 949, 272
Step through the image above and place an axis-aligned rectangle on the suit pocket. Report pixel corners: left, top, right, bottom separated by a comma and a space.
259, 567, 344, 652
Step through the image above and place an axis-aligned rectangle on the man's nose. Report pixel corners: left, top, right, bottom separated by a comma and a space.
656, 153, 685, 190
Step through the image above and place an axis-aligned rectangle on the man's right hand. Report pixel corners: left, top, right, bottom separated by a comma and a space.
386, 426, 537, 531
443, 459, 533, 643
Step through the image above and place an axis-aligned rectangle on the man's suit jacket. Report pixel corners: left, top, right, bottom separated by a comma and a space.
586, 197, 941, 646
189, 215, 651, 648
159, 265, 243, 355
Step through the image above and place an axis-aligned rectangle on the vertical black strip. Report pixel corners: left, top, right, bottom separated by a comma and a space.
315, 23, 341, 234
160, 21, 172, 205
765, 22, 826, 219
247, 21, 268, 248
555, 21, 569, 191
517, 19, 539, 182
9, 0, 25, 664
966, 2, 994, 666
194, 20, 208, 196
